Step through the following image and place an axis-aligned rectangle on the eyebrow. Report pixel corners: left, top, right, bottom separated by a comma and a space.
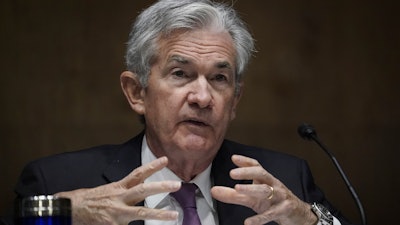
215, 61, 232, 70
168, 55, 233, 70
168, 55, 190, 64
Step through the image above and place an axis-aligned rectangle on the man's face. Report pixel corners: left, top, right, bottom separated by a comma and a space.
142, 29, 241, 159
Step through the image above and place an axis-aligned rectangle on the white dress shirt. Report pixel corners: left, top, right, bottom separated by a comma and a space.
142, 136, 218, 225
141, 135, 340, 225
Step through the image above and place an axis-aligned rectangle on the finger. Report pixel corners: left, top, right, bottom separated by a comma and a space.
123, 181, 181, 204
243, 200, 295, 225
129, 207, 178, 222
230, 165, 276, 184
212, 186, 275, 213
117, 206, 178, 224
231, 154, 261, 167
234, 184, 274, 200
211, 186, 250, 206
120, 156, 169, 188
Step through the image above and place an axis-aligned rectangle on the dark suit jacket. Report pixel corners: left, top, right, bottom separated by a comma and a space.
2, 133, 353, 225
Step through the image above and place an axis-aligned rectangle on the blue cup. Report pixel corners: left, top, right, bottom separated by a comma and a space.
16, 195, 71, 225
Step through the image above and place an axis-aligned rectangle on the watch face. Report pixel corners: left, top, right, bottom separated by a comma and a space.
317, 203, 332, 216
312, 203, 333, 225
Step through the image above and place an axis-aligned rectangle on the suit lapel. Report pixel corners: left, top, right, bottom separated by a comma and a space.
103, 132, 144, 183
103, 132, 145, 225
101, 135, 271, 225
212, 141, 256, 225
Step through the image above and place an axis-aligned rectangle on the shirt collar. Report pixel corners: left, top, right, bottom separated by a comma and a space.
141, 135, 215, 211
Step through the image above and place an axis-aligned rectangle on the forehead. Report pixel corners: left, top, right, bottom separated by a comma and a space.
156, 29, 236, 68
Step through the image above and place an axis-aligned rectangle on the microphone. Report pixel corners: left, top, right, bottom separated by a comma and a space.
298, 123, 366, 225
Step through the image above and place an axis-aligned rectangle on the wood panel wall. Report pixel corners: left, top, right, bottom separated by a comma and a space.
1, 1, 398, 224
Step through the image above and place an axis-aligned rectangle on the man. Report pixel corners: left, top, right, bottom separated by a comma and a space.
3, 0, 353, 225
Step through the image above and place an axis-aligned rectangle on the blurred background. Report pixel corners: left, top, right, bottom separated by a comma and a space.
1, 0, 398, 224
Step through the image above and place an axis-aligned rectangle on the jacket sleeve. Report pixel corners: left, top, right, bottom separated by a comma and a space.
0, 161, 48, 225
14, 160, 49, 197
298, 159, 354, 225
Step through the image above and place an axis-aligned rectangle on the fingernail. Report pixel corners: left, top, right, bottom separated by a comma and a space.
232, 154, 241, 160
235, 184, 244, 190
170, 181, 181, 189
231, 169, 239, 177
160, 156, 167, 162
169, 211, 179, 220
156, 156, 167, 166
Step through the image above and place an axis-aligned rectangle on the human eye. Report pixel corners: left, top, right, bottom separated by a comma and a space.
214, 74, 228, 82
210, 73, 230, 84
171, 69, 186, 78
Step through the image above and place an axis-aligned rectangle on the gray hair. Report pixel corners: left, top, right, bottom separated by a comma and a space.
125, 0, 255, 93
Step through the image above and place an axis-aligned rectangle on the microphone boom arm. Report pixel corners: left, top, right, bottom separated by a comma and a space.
298, 123, 367, 225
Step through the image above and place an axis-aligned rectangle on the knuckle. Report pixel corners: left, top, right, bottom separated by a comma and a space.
250, 199, 264, 212
259, 168, 269, 177
135, 184, 146, 195
260, 212, 273, 221
147, 164, 156, 170
136, 208, 148, 218
261, 184, 270, 192
279, 188, 290, 200
132, 169, 144, 179
161, 181, 174, 190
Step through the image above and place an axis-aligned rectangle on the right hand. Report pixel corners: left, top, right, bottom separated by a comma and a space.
55, 156, 181, 225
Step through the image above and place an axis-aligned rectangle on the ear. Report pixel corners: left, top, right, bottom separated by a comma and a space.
230, 82, 243, 121
120, 71, 146, 115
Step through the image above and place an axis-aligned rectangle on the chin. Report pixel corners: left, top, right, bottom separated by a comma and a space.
180, 134, 222, 154
180, 136, 210, 150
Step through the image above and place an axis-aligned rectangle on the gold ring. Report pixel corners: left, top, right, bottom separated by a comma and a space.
267, 186, 274, 200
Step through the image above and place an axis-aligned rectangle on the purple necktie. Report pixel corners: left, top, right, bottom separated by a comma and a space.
170, 183, 202, 225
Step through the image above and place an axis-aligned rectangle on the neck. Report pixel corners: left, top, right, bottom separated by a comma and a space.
144, 132, 219, 181
167, 157, 212, 181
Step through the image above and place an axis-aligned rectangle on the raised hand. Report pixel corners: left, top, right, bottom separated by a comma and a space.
56, 156, 181, 225
211, 154, 317, 225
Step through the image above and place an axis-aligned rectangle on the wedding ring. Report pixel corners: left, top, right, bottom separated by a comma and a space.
266, 186, 274, 200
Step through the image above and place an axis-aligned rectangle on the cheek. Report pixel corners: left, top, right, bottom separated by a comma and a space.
145, 89, 184, 118
223, 93, 238, 112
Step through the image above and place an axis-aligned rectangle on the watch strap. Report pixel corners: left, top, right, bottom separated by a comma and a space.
311, 202, 333, 225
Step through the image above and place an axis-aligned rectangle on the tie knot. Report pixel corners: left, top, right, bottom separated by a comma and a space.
170, 183, 198, 208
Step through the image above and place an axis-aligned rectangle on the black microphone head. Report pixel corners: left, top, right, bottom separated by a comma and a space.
298, 123, 317, 140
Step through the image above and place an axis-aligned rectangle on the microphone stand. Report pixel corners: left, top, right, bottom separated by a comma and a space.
298, 123, 367, 225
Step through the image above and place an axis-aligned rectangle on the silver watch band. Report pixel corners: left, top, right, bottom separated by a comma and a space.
311, 202, 333, 225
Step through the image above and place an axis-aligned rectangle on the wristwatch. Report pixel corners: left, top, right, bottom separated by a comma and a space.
311, 202, 333, 225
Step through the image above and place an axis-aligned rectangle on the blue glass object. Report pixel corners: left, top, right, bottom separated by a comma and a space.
17, 216, 71, 225
16, 195, 71, 225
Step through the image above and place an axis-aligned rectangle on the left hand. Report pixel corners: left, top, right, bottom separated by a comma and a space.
211, 154, 318, 225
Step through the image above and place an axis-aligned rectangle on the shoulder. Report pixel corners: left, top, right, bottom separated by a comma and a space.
47, 143, 118, 162
15, 135, 144, 195
220, 139, 318, 199
16, 144, 121, 193
24, 134, 143, 172
220, 139, 312, 184
25, 144, 120, 172
221, 139, 306, 166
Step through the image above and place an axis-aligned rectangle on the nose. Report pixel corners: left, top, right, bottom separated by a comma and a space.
187, 76, 213, 108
